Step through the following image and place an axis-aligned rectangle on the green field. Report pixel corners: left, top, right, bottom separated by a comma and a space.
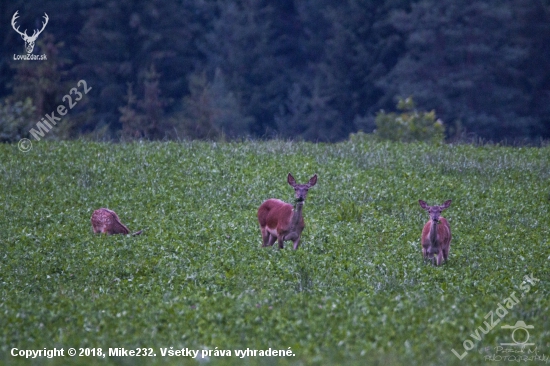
1, 138, 549, 365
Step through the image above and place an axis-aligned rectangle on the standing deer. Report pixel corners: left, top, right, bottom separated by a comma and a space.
11, 11, 49, 54
257, 173, 317, 250
419, 200, 452, 266
91, 208, 142, 236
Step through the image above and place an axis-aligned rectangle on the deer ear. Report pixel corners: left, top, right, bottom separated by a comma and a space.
440, 200, 452, 209
287, 173, 296, 187
418, 200, 428, 210
308, 174, 318, 187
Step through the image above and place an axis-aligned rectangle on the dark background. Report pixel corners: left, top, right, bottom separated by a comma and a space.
1, 0, 549, 142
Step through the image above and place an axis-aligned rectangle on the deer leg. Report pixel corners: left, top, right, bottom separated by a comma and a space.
292, 238, 301, 250
442, 248, 449, 262
261, 227, 270, 246
278, 236, 285, 249
266, 233, 277, 247
436, 252, 444, 266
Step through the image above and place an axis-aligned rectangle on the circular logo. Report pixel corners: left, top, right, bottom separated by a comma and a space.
511, 327, 530, 345
18, 138, 32, 152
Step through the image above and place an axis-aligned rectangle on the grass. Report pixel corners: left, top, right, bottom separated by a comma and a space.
1, 137, 549, 365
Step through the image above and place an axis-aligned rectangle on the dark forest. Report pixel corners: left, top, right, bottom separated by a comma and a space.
1, 0, 549, 142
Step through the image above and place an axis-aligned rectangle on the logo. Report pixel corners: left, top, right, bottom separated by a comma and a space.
11, 10, 48, 60
450, 274, 540, 360
500, 321, 535, 347
482, 320, 550, 363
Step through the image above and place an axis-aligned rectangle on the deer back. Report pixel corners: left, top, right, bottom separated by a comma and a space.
91, 208, 130, 235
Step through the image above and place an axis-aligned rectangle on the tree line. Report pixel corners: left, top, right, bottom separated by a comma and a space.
1, 0, 549, 142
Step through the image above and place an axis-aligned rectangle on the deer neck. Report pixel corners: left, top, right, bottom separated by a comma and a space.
291, 201, 304, 226
429, 220, 438, 244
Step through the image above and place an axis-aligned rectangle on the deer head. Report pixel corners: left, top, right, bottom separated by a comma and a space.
419, 200, 452, 223
11, 11, 49, 54
287, 173, 317, 202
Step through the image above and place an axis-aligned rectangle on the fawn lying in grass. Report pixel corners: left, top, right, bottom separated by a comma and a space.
91, 208, 142, 236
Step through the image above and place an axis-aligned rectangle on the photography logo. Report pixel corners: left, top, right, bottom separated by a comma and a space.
11, 10, 48, 60
500, 321, 535, 347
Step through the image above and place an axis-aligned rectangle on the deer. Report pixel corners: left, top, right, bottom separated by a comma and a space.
11, 11, 49, 54
257, 173, 317, 250
91, 208, 142, 236
419, 200, 452, 266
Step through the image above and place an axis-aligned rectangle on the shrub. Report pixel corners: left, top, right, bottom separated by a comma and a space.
374, 97, 445, 143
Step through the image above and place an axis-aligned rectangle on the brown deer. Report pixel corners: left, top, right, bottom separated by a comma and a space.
91, 208, 142, 236
419, 200, 452, 266
257, 173, 317, 250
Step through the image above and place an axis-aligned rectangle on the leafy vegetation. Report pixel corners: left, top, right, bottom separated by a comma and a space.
374, 97, 445, 144
0, 98, 35, 142
1, 139, 549, 365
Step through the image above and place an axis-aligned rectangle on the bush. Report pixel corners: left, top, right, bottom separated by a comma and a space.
374, 97, 445, 143
0, 98, 36, 142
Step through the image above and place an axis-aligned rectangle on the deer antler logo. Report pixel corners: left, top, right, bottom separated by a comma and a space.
11, 11, 49, 54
